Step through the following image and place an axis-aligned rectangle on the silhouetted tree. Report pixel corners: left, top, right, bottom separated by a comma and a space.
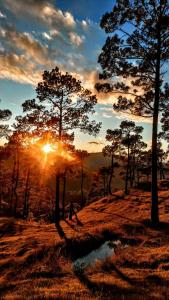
156, 141, 169, 180
98, 166, 110, 196
96, 1, 169, 224
0, 146, 10, 213
16, 67, 101, 225
119, 121, 144, 194
0, 106, 11, 138
8, 132, 22, 216
102, 128, 122, 194
23, 167, 31, 219
60, 153, 76, 220
0, 106, 11, 212
76, 150, 89, 208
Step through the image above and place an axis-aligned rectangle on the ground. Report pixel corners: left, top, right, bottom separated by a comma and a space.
1, 190, 169, 299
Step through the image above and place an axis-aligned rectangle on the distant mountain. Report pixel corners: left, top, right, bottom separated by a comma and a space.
84, 152, 111, 172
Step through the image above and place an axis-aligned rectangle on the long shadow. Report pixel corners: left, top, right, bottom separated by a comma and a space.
0, 284, 15, 297
29, 271, 66, 279
101, 262, 137, 286
55, 223, 69, 242
143, 220, 169, 233
64, 220, 78, 232
74, 269, 144, 299
55, 222, 80, 258
90, 207, 143, 225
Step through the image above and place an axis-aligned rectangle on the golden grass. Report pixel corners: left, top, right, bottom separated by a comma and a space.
1, 190, 169, 299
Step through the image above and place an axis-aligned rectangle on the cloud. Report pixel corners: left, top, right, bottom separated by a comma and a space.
98, 104, 152, 124
0, 26, 52, 65
0, 1, 106, 92
3, 0, 54, 20
115, 112, 152, 124
49, 29, 60, 37
81, 20, 88, 29
42, 32, 52, 41
0, 11, 6, 18
69, 32, 84, 46
73, 69, 116, 103
2, 0, 85, 60
0, 0, 98, 84
102, 113, 112, 118
88, 141, 104, 145
41, 5, 76, 29
0, 51, 42, 84
99, 107, 113, 112
3, 0, 76, 35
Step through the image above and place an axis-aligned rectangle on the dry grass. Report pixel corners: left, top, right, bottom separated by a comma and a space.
1, 189, 169, 299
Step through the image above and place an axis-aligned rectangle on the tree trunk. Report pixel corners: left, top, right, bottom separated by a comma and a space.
55, 92, 63, 224
159, 160, 165, 180
55, 173, 60, 225
69, 203, 73, 220
151, 110, 159, 225
103, 175, 106, 197
80, 163, 84, 208
125, 142, 130, 194
137, 167, 140, 186
13, 153, 19, 216
62, 170, 67, 219
10, 155, 16, 213
131, 154, 136, 187
108, 154, 114, 194
23, 168, 30, 219
151, 23, 161, 225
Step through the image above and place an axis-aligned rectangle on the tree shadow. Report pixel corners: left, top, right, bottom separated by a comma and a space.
74, 268, 143, 299
28, 271, 65, 279
90, 207, 143, 225
55, 223, 69, 242
64, 220, 78, 232
74, 215, 83, 226
142, 220, 169, 233
0, 284, 15, 297
101, 261, 137, 286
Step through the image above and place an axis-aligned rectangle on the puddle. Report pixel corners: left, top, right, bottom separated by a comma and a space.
73, 240, 124, 270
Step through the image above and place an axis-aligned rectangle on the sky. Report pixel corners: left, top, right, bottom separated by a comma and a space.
0, 0, 152, 152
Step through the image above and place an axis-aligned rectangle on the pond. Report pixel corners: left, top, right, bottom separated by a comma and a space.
73, 240, 125, 271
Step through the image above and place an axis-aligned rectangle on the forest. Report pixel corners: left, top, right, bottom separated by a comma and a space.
1, 1, 169, 299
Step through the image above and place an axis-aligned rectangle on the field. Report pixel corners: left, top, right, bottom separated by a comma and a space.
1, 189, 169, 299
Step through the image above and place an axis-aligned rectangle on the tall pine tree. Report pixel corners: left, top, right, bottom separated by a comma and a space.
15, 67, 101, 225
96, 0, 169, 225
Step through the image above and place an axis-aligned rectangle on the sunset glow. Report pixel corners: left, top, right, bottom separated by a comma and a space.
42, 144, 52, 153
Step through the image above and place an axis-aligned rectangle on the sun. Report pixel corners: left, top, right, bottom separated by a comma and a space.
42, 143, 52, 153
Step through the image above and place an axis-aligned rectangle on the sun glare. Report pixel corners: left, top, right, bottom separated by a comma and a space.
42, 143, 52, 153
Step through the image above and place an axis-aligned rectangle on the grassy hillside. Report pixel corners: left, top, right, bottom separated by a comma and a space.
1, 190, 169, 299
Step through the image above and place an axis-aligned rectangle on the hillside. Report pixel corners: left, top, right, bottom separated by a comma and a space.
1, 190, 169, 299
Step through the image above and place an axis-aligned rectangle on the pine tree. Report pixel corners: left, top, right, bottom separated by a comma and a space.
96, 1, 169, 225
15, 67, 101, 225
102, 128, 122, 194
0, 106, 11, 138
119, 121, 144, 194
76, 149, 89, 208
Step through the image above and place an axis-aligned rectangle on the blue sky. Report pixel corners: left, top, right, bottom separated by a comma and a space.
0, 0, 152, 151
